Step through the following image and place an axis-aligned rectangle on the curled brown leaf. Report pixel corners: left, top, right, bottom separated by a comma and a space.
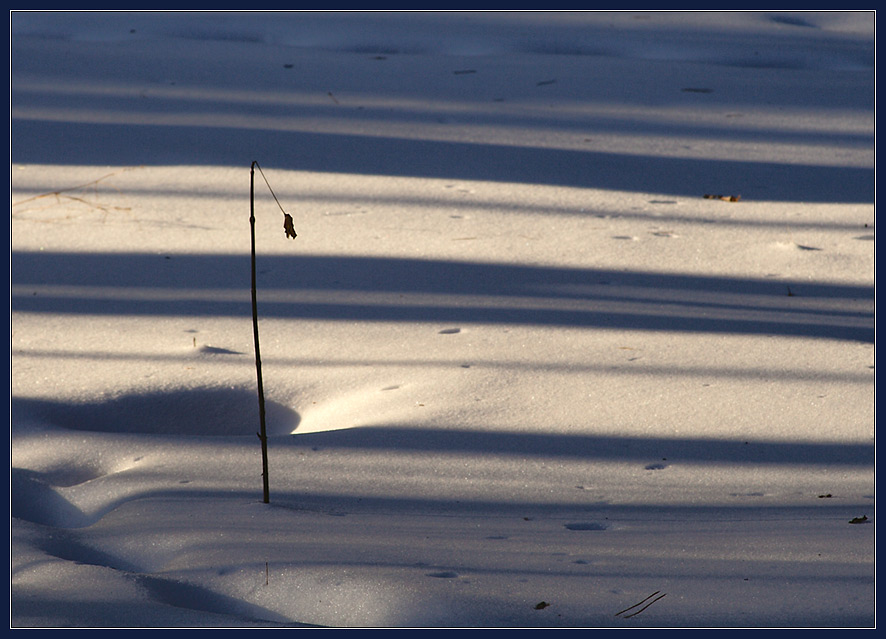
283, 213, 297, 239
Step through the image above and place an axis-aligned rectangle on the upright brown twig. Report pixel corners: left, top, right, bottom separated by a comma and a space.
250, 161, 296, 504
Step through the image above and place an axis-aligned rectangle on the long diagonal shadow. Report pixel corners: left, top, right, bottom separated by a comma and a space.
284, 425, 873, 467
9, 120, 875, 204
11, 251, 874, 342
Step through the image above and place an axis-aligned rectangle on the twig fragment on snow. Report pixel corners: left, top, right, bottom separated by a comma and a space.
615, 591, 667, 618
11, 168, 136, 208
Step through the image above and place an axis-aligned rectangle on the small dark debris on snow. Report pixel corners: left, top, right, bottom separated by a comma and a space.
565, 522, 607, 531
427, 571, 459, 579
849, 515, 869, 524
535, 601, 551, 610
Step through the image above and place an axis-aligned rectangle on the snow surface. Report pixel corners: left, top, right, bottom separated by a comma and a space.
10, 10, 875, 628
